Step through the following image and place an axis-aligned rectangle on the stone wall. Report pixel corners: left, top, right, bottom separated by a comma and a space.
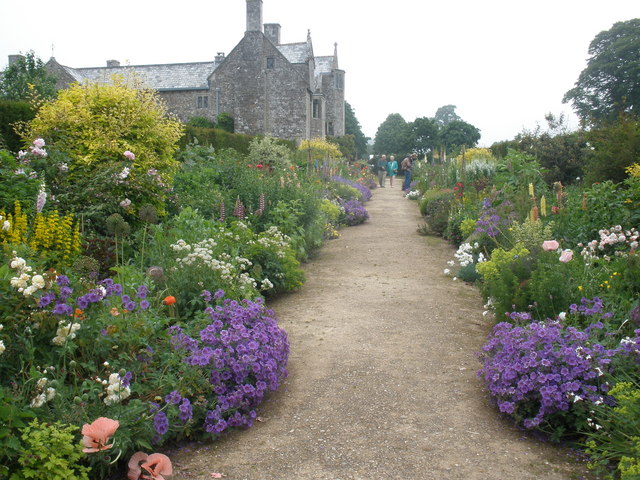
158, 90, 213, 123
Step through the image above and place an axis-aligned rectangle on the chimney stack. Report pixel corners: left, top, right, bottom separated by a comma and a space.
8, 54, 25, 66
264, 23, 281, 45
106, 60, 120, 67
246, 0, 263, 32
215, 52, 226, 65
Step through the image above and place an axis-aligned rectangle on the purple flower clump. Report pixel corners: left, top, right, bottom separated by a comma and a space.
475, 198, 507, 238
478, 317, 617, 428
340, 199, 369, 226
168, 291, 289, 435
331, 175, 372, 202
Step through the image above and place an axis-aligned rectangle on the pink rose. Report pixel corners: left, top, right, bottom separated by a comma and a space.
542, 240, 560, 251
123, 150, 135, 160
559, 249, 573, 263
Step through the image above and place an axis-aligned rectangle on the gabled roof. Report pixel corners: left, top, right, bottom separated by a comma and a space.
277, 42, 311, 64
57, 61, 217, 91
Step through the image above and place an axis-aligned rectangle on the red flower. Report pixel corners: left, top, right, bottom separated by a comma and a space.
163, 296, 176, 306
255, 164, 264, 169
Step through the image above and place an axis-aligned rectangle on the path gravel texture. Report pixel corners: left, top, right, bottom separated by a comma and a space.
170, 183, 591, 480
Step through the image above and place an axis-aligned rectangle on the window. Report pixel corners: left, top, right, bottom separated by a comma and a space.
197, 95, 209, 109
335, 72, 344, 89
312, 99, 320, 119
266, 57, 275, 69
327, 121, 334, 136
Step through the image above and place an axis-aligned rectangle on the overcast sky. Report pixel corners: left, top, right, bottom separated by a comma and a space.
1, 0, 638, 146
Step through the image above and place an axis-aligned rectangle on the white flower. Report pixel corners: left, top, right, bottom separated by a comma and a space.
30, 393, 46, 408
10, 257, 26, 270
118, 167, 130, 179
443, 268, 450, 275
558, 312, 566, 321
0, 340, 5, 355
46, 387, 56, 401
447, 260, 455, 266
31, 274, 45, 289
120, 198, 132, 208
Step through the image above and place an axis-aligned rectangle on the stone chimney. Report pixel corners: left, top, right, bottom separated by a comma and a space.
106, 59, 120, 67
246, 0, 263, 32
8, 54, 25, 66
264, 23, 281, 45
215, 52, 225, 65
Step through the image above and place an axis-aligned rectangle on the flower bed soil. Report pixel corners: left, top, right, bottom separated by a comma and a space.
167, 183, 593, 480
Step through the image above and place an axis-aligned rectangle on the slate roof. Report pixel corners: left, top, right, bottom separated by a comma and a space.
277, 43, 311, 64
59, 61, 217, 91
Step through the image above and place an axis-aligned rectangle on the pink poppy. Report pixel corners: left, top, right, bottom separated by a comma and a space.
559, 249, 574, 263
542, 240, 560, 251
128, 452, 174, 480
81, 417, 119, 453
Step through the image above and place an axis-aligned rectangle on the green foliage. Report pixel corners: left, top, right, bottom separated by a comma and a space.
344, 101, 368, 159
0, 150, 39, 212
434, 104, 461, 126
21, 77, 183, 235
507, 220, 556, 253
319, 199, 342, 225
374, 113, 411, 157
216, 112, 234, 133
440, 120, 481, 152
187, 116, 216, 128
409, 117, 439, 158
585, 116, 640, 183
0, 51, 57, 102
0, 100, 36, 152
419, 189, 454, 236
327, 134, 356, 161
563, 19, 640, 126
247, 136, 293, 170
0, 388, 35, 477
11, 420, 90, 480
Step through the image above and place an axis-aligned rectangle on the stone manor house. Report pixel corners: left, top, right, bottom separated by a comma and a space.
39, 0, 346, 142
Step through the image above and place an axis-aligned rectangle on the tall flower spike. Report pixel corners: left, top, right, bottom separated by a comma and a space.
255, 193, 265, 216
232, 196, 245, 219
219, 201, 226, 222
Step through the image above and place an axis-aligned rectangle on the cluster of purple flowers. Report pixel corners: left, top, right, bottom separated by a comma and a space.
330, 175, 373, 202
475, 198, 506, 238
37, 275, 152, 316
340, 199, 369, 226
478, 318, 617, 428
168, 291, 289, 435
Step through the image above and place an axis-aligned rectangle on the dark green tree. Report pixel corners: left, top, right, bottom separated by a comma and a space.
373, 113, 411, 156
563, 19, 640, 126
0, 51, 57, 101
344, 101, 368, 159
408, 116, 439, 159
327, 134, 356, 160
434, 104, 461, 126
217, 112, 234, 133
440, 120, 481, 153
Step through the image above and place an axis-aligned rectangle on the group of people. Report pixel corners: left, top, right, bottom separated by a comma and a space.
375, 153, 417, 192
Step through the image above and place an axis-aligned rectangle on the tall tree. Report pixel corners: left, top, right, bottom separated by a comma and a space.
439, 120, 481, 153
373, 113, 411, 156
0, 51, 57, 101
563, 19, 640, 126
434, 104, 461, 127
344, 101, 369, 159
409, 117, 439, 159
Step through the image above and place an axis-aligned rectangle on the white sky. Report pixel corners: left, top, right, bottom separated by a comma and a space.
1, 0, 638, 146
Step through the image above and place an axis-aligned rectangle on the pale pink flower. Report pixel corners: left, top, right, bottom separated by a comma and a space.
559, 249, 574, 263
123, 150, 136, 160
81, 417, 120, 453
33, 138, 45, 148
542, 240, 560, 251
128, 452, 173, 480
120, 198, 132, 208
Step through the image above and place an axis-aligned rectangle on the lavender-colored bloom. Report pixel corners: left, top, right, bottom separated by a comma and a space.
38, 292, 56, 308
178, 398, 193, 422
213, 289, 225, 300
52, 303, 72, 316
340, 199, 369, 226
56, 275, 70, 287
153, 411, 169, 435
125, 301, 136, 311
136, 285, 149, 299
330, 175, 373, 202
140, 299, 150, 310
165, 390, 182, 405
121, 371, 133, 387
201, 290, 212, 303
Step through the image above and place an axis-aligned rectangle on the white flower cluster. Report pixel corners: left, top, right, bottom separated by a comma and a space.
104, 373, 131, 405
250, 226, 291, 259
405, 190, 421, 200
52, 321, 81, 346
260, 278, 274, 290
453, 242, 486, 267
30, 377, 56, 408
9, 254, 46, 297
0, 214, 9, 231
580, 226, 639, 263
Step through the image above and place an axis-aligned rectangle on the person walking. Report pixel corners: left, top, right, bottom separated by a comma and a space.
402, 153, 416, 192
377, 155, 388, 187
387, 155, 398, 187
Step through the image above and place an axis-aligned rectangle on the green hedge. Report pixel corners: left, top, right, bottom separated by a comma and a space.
179, 125, 295, 155
0, 100, 35, 152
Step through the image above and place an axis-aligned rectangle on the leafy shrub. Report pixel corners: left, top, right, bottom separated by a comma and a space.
187, 116, 216, 128
318, 199, 341, 225
0, 100, 35, 152
247, 136, 293, 170
419, 189, 453, 235
217, 112, 234, 133
330, 176, 372, 202
12, 420, 90, 480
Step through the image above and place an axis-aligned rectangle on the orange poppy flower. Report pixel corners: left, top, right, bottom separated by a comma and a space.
81, 417, 119, 453
163, 296, 176, 306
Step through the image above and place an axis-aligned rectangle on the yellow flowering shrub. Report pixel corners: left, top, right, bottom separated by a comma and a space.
476, 243, 530, 282
0, 201, 28, 245
626, 163, 640, 178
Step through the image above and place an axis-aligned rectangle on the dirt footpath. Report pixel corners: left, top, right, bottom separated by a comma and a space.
170, 183, 591, 480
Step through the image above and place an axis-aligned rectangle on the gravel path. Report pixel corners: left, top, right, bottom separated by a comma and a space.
170, 183, 591, 479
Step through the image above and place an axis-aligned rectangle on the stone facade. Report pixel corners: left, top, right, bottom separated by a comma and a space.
38, 0, 345, 143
